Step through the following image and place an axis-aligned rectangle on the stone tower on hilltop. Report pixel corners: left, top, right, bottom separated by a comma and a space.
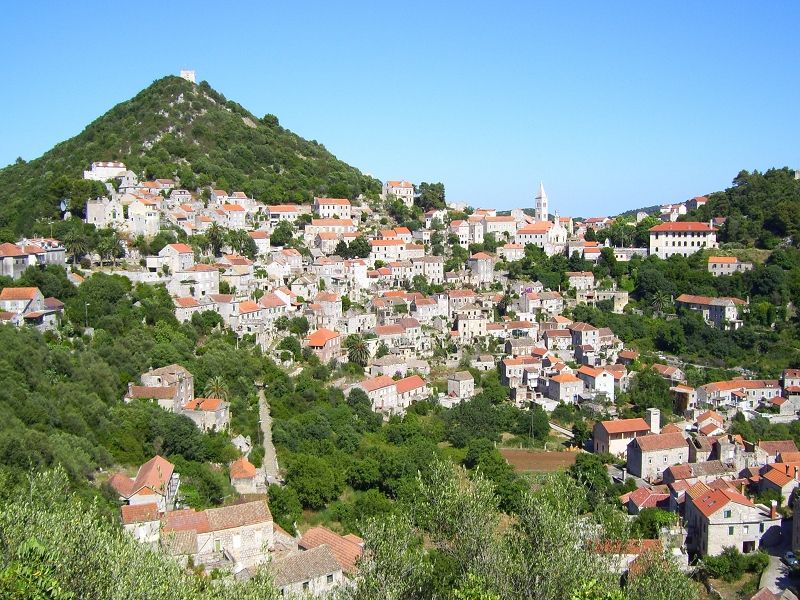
535, 182, 549, 222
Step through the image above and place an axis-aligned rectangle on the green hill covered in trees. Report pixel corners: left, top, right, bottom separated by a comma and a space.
0, 75, 380, 234
685, 167, 800, 248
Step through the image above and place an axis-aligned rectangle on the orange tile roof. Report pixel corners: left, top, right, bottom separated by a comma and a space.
375, 324, 403, 336
229, 457, 257, 479
315, 197, 351, 206
693, 488, 754, 518
361, 375, 395, 392
633, 432, 687, 452
517, 222, 553, 234
395, 375, 426, 394
174, 297, 200, 308
305, 328, 340, 347
0, 287, 40, 301
184, 397, 223, 411
762, 466, 793, 487
708, 256, 738, 264
121, 502, 160, 524
299, 526, 363, 574
551, 373, 580, 384
598, 418, 650, 435
238, 300, 261, 314
650, 221, 716, 232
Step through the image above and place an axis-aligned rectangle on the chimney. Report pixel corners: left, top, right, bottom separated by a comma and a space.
646, 407, 661, 434
770, 500, 778, 519
621, 467, 627, 481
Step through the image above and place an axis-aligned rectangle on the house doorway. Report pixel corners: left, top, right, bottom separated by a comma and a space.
743, 541, 756, 553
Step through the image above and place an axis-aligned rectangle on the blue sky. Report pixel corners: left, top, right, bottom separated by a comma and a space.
0, 1, 798, 215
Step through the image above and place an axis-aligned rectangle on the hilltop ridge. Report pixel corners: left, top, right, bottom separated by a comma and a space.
0, 75, 379, 234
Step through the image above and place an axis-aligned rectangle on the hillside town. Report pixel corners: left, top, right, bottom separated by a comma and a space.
4, 149, 800, 599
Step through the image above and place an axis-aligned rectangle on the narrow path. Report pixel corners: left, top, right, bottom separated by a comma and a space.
549, 421, 574, 438
257, 385, 281, 485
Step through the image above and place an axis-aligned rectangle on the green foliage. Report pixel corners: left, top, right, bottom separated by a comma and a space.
267, 484, 302, 534
0, 76, 379, 234
416, 182, 446, 210
631, 508, 675, 539
0, 470, 280, 599
269, 221, 294, 247
701, 546, 769, 582
285, 453, 344, 509
690, 168, 800, 247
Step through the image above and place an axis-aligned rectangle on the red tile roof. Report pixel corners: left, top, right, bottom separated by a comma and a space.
184, 397, 223, 411
633, 432, 687, 452
230, 457, 257, 479
692, 488, 754, 518
395, 375, 426, 394
598, 418, 650, 435
0, 287, 40, 301
649, 221, 716, 232
299, 526, 363, 573
361, 375, 395, 393
121, 502, 160, 524
305, 328, 340, 347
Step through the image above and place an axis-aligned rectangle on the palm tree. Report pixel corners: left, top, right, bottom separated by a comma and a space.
651, 291, 672, 315
208, 224, 224, 257
203, 376, 229, 400
344, 334, 370, 367
64, 231, 88, 266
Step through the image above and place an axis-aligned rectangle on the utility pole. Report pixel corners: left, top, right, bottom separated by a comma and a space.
84, 302, 90, 329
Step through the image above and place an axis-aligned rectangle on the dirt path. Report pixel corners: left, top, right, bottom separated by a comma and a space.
257, 385, 281, 485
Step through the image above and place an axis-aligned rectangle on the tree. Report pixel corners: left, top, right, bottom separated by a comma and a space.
416, 182, 446, 210
288, 316, 309, 336
271, 220, 294, 247
207, 223, 225, 256
348, 236, 371, 258
344, 334, 370, 367
203, 376, 229, 400
268, 484, 302, 534
631, 508, 675, 539
63, 230, 89, 265
567, 453, 613, 511
285, 454, 343, 509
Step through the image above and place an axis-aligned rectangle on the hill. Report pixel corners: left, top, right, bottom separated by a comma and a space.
0, 75, 380, 234
684, 167, 800, 248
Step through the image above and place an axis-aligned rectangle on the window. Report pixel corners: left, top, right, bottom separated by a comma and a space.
327, 574, 334, 584
724, 509, 731, 518
728, 526, 734, 535
303, 582, 309, 591
760, 523, 765, 533
743, 525, 749, 534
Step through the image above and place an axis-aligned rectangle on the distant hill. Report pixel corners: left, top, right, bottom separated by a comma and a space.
617, 204, 660, 219
0, 76, 380, 234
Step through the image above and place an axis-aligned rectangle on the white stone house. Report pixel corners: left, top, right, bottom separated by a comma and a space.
593, 417, 652, 457
626, 432, 689, 482
685, 488, 780, 556
314, 197, 352, 219
649, 221, 718, 259
382, 180, 415, 208
161, 501, 274, 571
547, 373, 584, 404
